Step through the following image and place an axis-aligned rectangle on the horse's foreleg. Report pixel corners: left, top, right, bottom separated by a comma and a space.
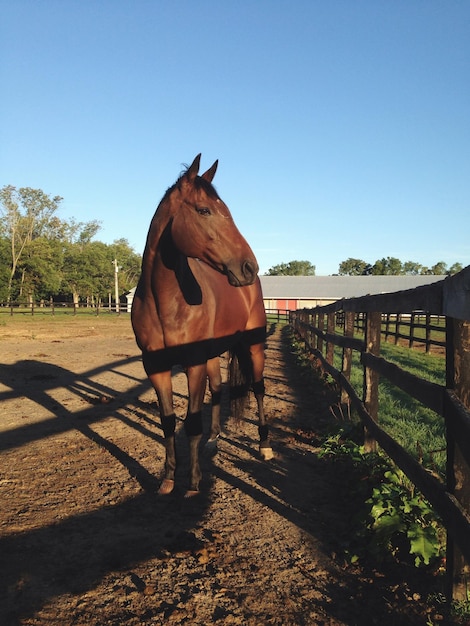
185, 363, 207, 496
250, 343, 273, 461
148, 370, 177, 495
207, 356, 222, 443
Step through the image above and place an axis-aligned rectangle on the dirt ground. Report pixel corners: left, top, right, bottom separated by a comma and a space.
0, 315, 457, 625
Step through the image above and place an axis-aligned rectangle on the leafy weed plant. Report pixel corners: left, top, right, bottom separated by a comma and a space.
318, 427, 446, 569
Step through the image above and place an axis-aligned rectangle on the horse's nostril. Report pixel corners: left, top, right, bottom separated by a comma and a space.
242, 260, 258, 283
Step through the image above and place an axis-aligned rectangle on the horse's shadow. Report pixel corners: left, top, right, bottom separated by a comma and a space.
0, 356, 218, 624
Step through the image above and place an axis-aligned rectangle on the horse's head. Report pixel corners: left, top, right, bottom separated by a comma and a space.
169, 154, 259, 287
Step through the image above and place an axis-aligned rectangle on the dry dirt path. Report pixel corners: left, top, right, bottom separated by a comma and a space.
0, 316, 447, 625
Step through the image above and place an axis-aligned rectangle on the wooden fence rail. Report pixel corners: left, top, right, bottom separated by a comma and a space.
289, 266, 470, 601
0, 301, 125, 315
265, 308, 291, 324
346, 311, 446, 353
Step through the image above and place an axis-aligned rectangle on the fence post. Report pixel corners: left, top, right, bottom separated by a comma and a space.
446, 317, 470, 601
341, 311, 354, 407
425, 313, 431, 353
409, 312, 416, 349
363, 311, 381, 452
394, 313, 401, 345
326, 312, 335, 366
310, 312, 317, 351
384, 313, 391, 343
317, 313, 324, 356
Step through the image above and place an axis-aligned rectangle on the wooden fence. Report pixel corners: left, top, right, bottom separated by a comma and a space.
3, 305, 292, 321
289, 266, 470, 601
0, 301, 125, 315
345, 311, 446, 353
265, 308, 291, 324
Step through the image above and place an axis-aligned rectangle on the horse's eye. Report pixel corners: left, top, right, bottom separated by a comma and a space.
196, 206, 211, 216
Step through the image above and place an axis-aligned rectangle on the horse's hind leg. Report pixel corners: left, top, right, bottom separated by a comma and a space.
184, 363, 207, 497
207, 356, 222, 444
250, 342, 273, 461
148, 370, 177, 495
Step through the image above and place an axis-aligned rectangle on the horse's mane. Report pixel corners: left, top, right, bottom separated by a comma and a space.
162, 164, 219, 202
191, 176, 219, 198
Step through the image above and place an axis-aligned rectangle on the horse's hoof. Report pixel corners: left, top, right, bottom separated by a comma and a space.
259, 447, 274, 461
184, 489, 200, 499
204, 437, 219, 455
158, 479, 175, 495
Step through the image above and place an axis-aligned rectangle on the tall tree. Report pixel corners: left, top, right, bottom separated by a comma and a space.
0, 237, 10, 301
266, 260, 315, 276
20, 237, 63, 302
430, 261, 448, 275
109, 238, 142, 294
0, 186, 63, 302
338, 258, 371, 275
371, 257, 404, 275
403, 261, 423, 275
449, 263, 463, 275
61, 240, 110, 305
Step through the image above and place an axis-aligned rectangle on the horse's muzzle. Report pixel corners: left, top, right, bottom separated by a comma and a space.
226, 259, 259, 287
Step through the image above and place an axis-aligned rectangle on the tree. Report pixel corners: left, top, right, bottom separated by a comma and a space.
0, 185, 105, 304
403, 261, 423, 275
60, 238, 141, 306
108, 238, 142, 294
61, 218, 102, 246
338, 258, 371, 275
449, 263, 463, 276
0, 186, 63, 302
0, 237, 10, 301
61, 241, 109, 306
430, 261, 448, 275
20, 237, 63, 302
371, 257, 404, 275
266, 260, 315, 276
337, 257, 465, 277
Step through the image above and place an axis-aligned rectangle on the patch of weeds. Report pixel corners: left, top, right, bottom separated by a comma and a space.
364, 467, 445, 568
428, 591, 470, 624
317, 426, 446, 570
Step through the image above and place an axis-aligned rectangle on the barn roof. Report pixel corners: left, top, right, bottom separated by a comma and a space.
259, 275, 446, 299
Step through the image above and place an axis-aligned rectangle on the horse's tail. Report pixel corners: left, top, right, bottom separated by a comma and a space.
229, 341, 253, 422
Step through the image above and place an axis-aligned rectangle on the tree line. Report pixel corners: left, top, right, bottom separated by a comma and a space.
266, 258, 463, 276
0, 186, 142, 306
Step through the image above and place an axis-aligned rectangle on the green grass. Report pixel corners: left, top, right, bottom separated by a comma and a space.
317, 332, 447, 478
381, 341, 445, 384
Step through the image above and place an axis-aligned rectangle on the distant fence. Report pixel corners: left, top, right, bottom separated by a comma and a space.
1, 305, 292, 321
265, 308, 290, 324
289, 266, 470, 601
0, 301, 127, 315
347, 311, 446, 353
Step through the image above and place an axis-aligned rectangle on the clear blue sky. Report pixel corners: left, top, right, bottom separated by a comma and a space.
1, 1, 469, 275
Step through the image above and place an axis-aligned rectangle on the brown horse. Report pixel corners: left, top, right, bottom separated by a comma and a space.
131, 154, 271, 497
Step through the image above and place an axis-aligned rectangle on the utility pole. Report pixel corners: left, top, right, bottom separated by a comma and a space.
112, 258, 120, 313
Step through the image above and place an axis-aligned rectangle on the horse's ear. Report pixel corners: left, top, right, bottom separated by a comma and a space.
201, 160, 218, 183
186, 154, 201, 182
